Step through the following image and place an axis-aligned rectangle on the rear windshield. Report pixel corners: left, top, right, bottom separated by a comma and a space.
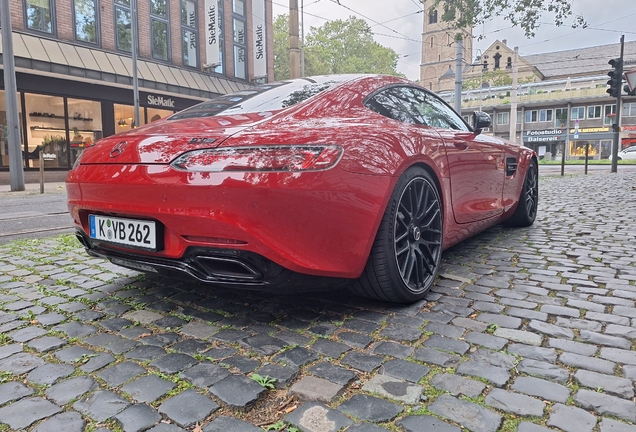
169, 77, 347, 120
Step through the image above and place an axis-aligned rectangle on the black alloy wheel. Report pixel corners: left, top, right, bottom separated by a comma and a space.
352, 167, 443, 303
503, 159, 538, 227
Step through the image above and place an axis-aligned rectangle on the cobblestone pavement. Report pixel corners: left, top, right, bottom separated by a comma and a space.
0, 172, 634, 432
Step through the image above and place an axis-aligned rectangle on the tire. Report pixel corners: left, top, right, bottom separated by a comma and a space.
503, 159, 538, 227
351, 167, 443, 303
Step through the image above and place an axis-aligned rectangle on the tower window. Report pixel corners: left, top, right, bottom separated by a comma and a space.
494, 53, 502, 70
506, 57, 512, 69
429, 9, 437, 24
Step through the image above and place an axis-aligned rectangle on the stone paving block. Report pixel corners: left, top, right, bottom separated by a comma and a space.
362, 374, 423, 404
241, 334, 286, 355
604, 324, 636, 340
559, 352, 616, 374
424, 335, 469, 355
547, 403, 597, 432
476, 313, 522, 329
140, 332, 182, 347
124, 345, 167, 361
464, 332, 508, 350
36, 312, 66, 325
338, 331, 373, 349
341, 352, 384, 372
346, 424, 391, 431
52, 322, 98, 338
202, 415, 261, 432
599, 347, 636, 365
27, 363, 75, 385
310, 338, 351, 358
158, 389, 219, 428
428, 394, 502, 432
180, 362, 231, 388
273, 347, 319, 367
73, 390, 129, 423
528, 320, 574, 339
484, 388, 545, 417
548, 338, 597, 356
510, 376, 570, 403
451, 317, 488, 332
121, 375, 176, 403
517, 359, 570, 383
99, 317, 134, 332
9, 326, 47, 342
599, 418, 636, 432
209, 374, 265, 408
222, 356, 260, 373
413, 347, 461, 367
516, 423, 554, 432
574, 389, 636, 422
378, 324, 422, 342
31, 411, 85, 432
371, 341, 413, 359
150, 353, 198, 374
308, 362, 357, 386
285, 402, 353, 432
494, 328, 542, 346
423, 322, 466, 338
213, 328, 251, 343
114, 403, 162, 432
579, 330, 632, 349
46, 376, 97, 406
0, 343, 22, 360
506, 307, 548, 321
0, 397, 62, 430
84, 333, 139, 354
338, 394, 403, 422
254, 363, 299, 388
290, 376, 346, 403
97, 361, 145, 387
0, 352, 46, 374
122, 310, 164, 325
0, 382, 33, 405
456, 360, 511, 387
507, 344, 557, 363
27, 336, 67, 352
430, 373, 486, 398
80, 352, 116, 373
398, 414, 461, 432
574, 369, 634, 398
585, 312, 630, 326
540, 305, 580, 318
380, 359, 429, 383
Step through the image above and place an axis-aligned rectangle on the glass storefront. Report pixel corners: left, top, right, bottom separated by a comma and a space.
25, 94, 102, 168
0, 91, 24, 169
114, 104, 174, 132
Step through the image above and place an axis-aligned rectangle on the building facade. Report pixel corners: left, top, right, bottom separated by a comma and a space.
0, 0, 274, 171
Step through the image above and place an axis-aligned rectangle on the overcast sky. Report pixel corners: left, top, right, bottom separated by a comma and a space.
271, 0, 636, 81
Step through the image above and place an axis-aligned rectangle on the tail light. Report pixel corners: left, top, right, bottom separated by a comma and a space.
170, 145, 343, 173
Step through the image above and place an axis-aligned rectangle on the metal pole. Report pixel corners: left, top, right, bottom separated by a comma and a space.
454, 37, 463, 115
131, 0, 141, 128
610, 34, 624, 174
300, 0, 304, 77
1, 0, 25, 191
39, 151, 44, 194
509, 47, 519, 143
289, 0, 300, 79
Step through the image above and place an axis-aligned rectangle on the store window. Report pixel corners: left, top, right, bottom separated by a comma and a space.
233, 0, 247, 80
569, 140, 599, 159
624, 102, 636, 117
25, 0, 55, 33
74, 0, 99, 44
147, 107, 173, 123
151, 0, 170, 61
516, 111, 522, 124
539, 109, 552, 122
115, 0, 132, 51
587, 105, 602, 119
555, 108, 567, 127
525, 110, 538, 123
496, 112, 509, 125
604, 104, 617, 125
570, 106, 584, 120
0, 91, 25, 169
181, 0, 198, 67
67, 98, 102, 165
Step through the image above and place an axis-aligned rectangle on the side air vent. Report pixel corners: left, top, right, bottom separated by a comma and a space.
506, 157, 518, 176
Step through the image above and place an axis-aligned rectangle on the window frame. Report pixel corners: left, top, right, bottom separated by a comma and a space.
603, 104, 617, 125
24, 0, 56, 35
150, 0, 170, 62
181, 0, 198, 68
114, 0, 132, 52
624, 102, 636, 117
570, 106, 585, 120
525, 110, 538, 123
496, 112, 509, 125
73, 0, 100, 45
555, 108, 568, 127
232, 0, 247, 80
539, 109, 552, 122
587, 105, 602, 119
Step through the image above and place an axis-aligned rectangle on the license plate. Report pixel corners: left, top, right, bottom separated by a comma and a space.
89, 215, 157, 250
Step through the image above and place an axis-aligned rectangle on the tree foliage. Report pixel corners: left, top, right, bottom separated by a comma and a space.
430, 0, 586, 38
274, 15, 402, 81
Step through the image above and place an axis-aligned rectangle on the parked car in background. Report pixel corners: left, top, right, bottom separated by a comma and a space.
66, 74, 538, 304
609, 145, 636, 161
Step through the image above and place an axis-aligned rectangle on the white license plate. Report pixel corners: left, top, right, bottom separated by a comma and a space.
89, 215, 157, 250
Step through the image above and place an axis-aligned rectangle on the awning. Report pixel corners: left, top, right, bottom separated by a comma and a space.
0, 31, 252, 102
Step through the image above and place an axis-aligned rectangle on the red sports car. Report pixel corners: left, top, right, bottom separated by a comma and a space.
67, 75, 538, 303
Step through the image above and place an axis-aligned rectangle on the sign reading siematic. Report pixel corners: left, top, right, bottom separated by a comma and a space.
140, 92, 196, 112
251, 0, 267, 78
147, 95, 175, 108
204, 0, 220, 67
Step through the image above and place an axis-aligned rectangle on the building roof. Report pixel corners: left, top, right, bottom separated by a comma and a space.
524, 40, 636, 79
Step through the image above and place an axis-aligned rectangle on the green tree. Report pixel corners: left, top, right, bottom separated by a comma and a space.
430, 0, 586, 38
273, 15, 402, 80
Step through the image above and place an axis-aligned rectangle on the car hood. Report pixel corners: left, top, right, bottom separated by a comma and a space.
78, 112, 276, 164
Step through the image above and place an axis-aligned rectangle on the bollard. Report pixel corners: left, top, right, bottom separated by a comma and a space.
584, 143, 589, 175
39, 151, 44, 194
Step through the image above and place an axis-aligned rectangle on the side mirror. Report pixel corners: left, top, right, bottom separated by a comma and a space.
473, 111, 492, 133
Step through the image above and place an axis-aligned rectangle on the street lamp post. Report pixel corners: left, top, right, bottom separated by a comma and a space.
131, 0, 140, 128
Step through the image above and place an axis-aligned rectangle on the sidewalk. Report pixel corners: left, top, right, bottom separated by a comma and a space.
0, 170, 68, 194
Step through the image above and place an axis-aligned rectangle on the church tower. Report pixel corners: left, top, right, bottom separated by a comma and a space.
420, 0, 473, 93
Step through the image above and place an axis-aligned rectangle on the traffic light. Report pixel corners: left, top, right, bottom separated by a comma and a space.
607, 58, 623, 98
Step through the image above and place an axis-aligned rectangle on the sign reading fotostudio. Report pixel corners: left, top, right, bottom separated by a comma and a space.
251, 0, 267, 78
204, 0, 220, 67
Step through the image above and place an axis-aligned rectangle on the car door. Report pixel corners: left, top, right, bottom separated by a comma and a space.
414, 93, 505, 224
